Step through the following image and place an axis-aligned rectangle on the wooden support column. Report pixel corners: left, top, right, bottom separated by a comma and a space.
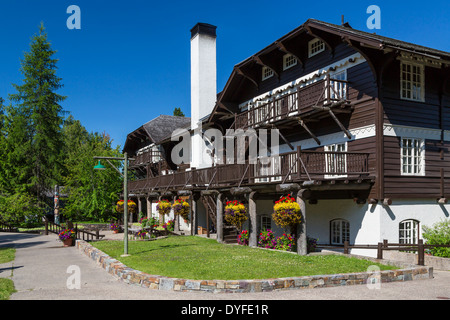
296, 189, 307, 255
191, 193, 200, 235
216, 193, 224, 243
138, 197, 143, 218
146, 197, 152, 219
248, 191, 258, 247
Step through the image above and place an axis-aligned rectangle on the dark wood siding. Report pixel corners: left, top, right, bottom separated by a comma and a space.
383, 135, 450, 198
381, 59, 445, 130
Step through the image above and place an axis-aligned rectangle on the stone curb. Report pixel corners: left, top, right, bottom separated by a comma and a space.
76, 239, 433, 293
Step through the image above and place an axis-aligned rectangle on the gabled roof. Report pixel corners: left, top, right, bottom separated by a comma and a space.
123, 115, 191, 154
208, 18, 450, 124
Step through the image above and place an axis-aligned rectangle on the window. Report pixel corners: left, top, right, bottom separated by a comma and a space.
308, 38, 325, 57
401, 138, 425, 175
400, 62, 424, 101
324, 143, 347, 178
261, 216, 271, 231
399, 219, 419, 244
283, 54, 297, 70
331, 219, 350, 245
262, 66, 274, 80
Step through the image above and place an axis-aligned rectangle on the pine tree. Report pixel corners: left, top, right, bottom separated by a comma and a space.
173, 107, 185, 117
8, 23, 67, 211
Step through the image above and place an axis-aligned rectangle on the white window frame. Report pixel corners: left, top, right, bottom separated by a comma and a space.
283, 54, 297, 70
331, 219, 350, 245
400, 61, 425, 102
401, 137, 425, 176
324, 142, 347, 179
262, 66, 274, 81
399, 219, 420, 244
308, 38, 325, 58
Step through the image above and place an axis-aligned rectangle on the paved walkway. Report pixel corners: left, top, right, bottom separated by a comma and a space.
0, 232, 449, 300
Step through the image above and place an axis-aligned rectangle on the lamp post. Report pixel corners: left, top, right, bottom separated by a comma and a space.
93, 152, 130, 256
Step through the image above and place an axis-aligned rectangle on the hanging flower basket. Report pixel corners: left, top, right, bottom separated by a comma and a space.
172, 199, 190, 221
116, 200, 137, 214
272, 196, 302, 228
224, 200, 248, 230
156, 199, 172, 216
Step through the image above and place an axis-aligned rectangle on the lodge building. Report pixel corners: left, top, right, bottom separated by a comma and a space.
122, 19, 450, 256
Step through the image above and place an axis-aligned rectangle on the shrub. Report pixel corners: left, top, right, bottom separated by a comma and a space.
163, 219, 175, 232
422, 219, 450, 258
275, 233, 296, 252
258, 229, 276, 249
237, 229, 249, 246
307, 236, 318, 253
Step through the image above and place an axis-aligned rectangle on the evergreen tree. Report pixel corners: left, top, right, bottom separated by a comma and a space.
8, 23, 67, 212
173, 107, 185, 117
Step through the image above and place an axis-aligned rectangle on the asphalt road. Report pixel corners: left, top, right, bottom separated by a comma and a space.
1, 232, 449, 302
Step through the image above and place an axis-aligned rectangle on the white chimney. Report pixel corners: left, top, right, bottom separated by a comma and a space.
190, 23, 217, 169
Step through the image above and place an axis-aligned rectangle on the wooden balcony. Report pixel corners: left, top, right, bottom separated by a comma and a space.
129, 150, 163, 168
235, 75, 349, 130
128, 149, 371, 195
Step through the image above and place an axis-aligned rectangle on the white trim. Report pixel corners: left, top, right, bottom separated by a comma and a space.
239, 52, 366, 110
383, 124, 445, 141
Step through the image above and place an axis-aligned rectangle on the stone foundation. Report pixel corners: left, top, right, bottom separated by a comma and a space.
76, 239, 433, 293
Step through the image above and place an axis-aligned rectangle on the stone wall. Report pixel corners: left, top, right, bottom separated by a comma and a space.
76, 239, 433, 293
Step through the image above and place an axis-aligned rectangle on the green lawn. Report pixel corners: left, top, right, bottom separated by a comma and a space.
92, 236, 397, 280
0, 247, 17, 300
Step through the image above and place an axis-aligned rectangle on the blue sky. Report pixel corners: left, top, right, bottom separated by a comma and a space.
0, 0, 449, 150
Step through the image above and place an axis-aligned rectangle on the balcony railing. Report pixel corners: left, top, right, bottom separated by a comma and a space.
129, 150, 163, 167
128, 149, 370, 194
235, 75, 349, 129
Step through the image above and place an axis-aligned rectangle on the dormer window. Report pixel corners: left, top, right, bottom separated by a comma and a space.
283, 54, 297, 70
262, 66, 274, 80
308, 38, 325, 57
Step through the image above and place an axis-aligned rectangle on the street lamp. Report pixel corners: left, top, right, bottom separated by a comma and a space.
93, 152, 131, 256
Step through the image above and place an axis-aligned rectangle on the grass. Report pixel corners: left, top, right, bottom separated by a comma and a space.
92, 236, 397, 280
0, 247, 17, 300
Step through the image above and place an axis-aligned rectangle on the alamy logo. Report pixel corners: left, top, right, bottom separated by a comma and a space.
67, 5, 81, 30
66, 265, 81, 289
170, 125, 280, 166
366, 5, 381, 30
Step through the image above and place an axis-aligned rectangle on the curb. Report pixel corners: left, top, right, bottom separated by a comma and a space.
76, 239, 433, 293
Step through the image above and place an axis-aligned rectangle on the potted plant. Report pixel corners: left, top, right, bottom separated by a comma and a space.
163, 219, 175, 233
156, 199, 172, 216
275, 233, 296, 252
224, 200, 248, 231
110, 222, 120, 233
58, 228, 76, 247
172, 198, 190, 222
